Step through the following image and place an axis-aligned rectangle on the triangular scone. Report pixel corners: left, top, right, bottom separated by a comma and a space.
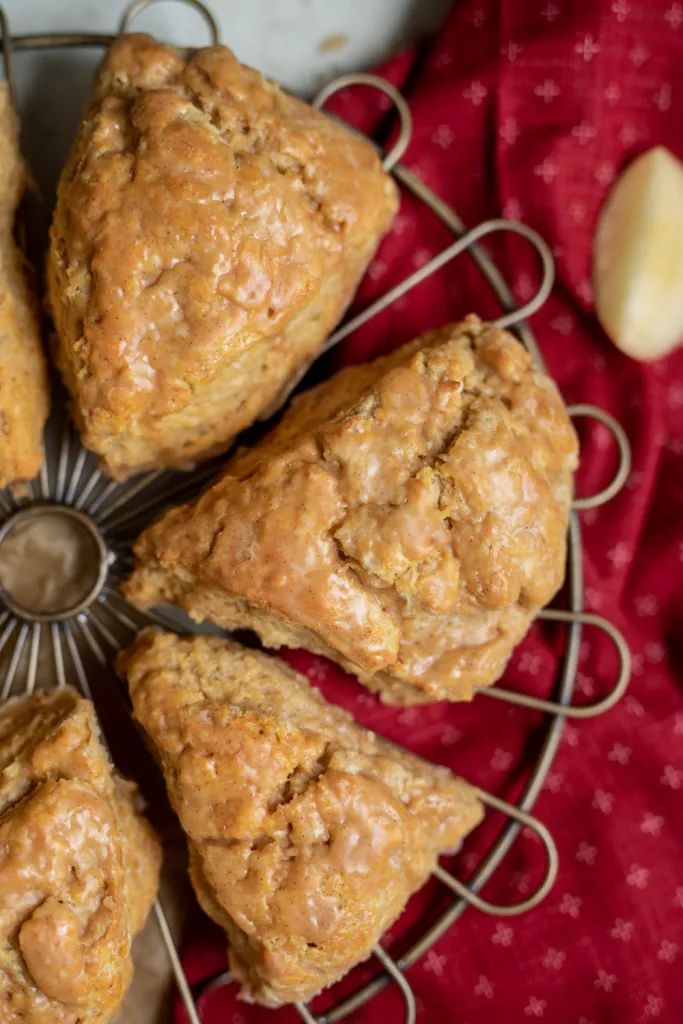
119, 630, 483, 1007
0, 687, 161, 1023
47, 34, 398, 479
125, 316, 578, 703
0, 83, 49, 488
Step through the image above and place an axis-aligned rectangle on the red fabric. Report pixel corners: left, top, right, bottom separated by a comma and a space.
177, 2, 683, 1022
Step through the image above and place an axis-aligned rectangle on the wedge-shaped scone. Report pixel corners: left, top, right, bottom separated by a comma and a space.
0, 687, 161, 1023
0, 83, 49, 488
126, 316, 578, 703
119, 630, 483, 1007
47, 34, 398, 479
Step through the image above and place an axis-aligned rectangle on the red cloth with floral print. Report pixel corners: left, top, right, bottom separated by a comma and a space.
176, 2, 683, 1022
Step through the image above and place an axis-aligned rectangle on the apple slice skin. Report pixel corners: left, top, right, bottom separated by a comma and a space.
593, 145, 683, 362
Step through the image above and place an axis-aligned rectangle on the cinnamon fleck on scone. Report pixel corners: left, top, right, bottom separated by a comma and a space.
0, 83, 49, 488
118, 630, 482, 1007
47, 33, 398, 480
126, 316, 578, 703
0, 687, 161, 1023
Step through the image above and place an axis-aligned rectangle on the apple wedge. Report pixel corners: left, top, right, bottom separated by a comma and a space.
593, 146, 683, 361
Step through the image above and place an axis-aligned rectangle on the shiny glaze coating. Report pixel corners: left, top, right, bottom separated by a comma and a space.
0, 688, 161, 1023
47, 34, 398, 479
119, 630, 482, 1006
0, 84, 49, 488
126, 317, 578, 703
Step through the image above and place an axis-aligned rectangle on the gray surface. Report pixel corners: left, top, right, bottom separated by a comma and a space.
6, 0, 450, 95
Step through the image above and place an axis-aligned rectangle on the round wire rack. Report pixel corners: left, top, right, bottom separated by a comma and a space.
0, 2, 632, 1022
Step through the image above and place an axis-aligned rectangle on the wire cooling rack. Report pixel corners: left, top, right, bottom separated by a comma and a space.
0, 2, 632, 1022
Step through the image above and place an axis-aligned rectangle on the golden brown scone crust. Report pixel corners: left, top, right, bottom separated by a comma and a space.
47, 34, 398, 479
0, 84, 49, 488
0, 687, 161, 1023
119, 630, 482, 1007
126, 316, 578, 703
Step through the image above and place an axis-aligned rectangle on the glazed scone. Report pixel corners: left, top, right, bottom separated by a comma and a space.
0, 687, 161, 1023
125, 316, 578, 704
118, 630, 483, 1007
47, 34, 398, 480
0, 83, 49, 488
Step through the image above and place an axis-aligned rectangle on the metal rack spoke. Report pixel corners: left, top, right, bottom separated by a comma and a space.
1, 621, 27, 699
0, 2, 633, 1021
152, 898, 203, 1024
86, 477, 123, 517
38, 460, 50, 500
97, 460, 220, 534
88, 606, 123, 651
51, 621, 66, 687
75, 465, 107, 510
75, 613, 107, 667
0, 614, 16, 657
54, 424, 72, 503
91, 469, 162, 521
64, 448, 88, 505
25, 623, 41, 696
62, 619, 94, 700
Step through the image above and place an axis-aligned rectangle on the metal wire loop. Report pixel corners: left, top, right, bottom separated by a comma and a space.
569, 403, 632, 509
324, 217, 554, 355
265, 216, 556, 419
295, 1003, 321, 1024
0, 6, 16, 108
294, 946, 416, 1024
195, 946, 417, 1024
484, 609, 630, 718
488, 221, 555, 329
434, 788, 558, 917
313, 72, 412, 172
196, 969, 231, 1007
119, 0, 221, 45
371, 945, 417, 1024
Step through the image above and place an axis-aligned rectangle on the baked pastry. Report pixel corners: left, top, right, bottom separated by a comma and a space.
119, 630, 483, 1007
0, 83, 49, 489
47, 34, 398, 480
0, 687, 161, 1023
125, 316, 579, 703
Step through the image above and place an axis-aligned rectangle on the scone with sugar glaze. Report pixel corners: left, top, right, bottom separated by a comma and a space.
119, 630, 483, 1007
0, 82, 49, 488
47, 33, 398, 479
0, 687, 161, 1023
125, 316, 578, 704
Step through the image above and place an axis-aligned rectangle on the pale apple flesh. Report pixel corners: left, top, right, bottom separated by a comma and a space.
593, 146, 683, 362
